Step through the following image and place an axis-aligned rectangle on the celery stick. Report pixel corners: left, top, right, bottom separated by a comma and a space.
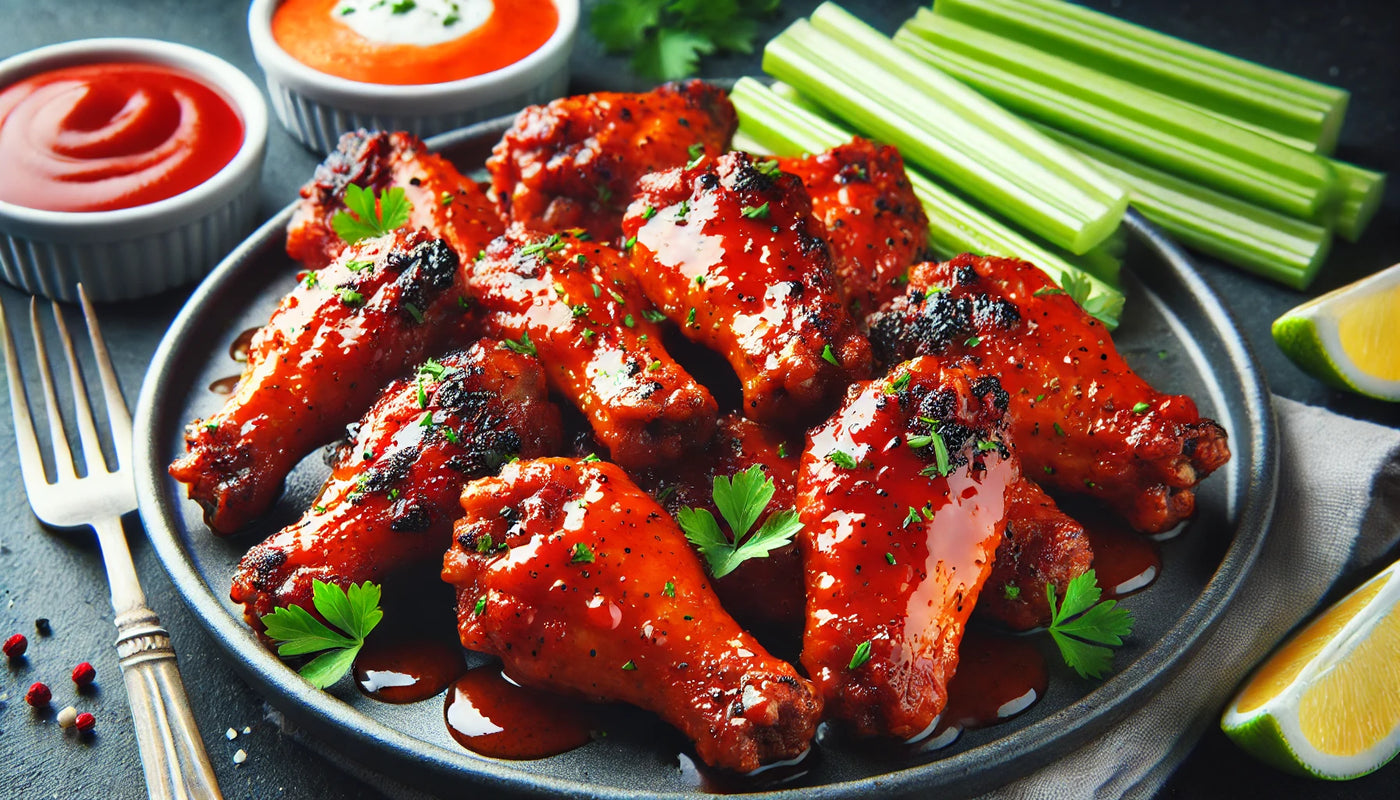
929, 0, 1348, 154
763, 13, 1126, 254
897, 15, 1338, 223
1331, 161, 1386, 243
729, 78, 1125, 326
1037, 124, 1332, 290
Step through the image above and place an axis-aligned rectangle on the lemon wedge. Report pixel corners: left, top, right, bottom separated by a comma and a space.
1272, 263, 1400, 401
1221, 559, 1400, 779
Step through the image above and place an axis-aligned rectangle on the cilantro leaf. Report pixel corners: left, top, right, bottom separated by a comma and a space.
677, 465, 802, 578
260, 579, 384, 689
1046, 570, 1134, 680
331, 184, 411, 244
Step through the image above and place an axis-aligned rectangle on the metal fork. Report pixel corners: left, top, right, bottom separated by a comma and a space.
0, 285, 222, 800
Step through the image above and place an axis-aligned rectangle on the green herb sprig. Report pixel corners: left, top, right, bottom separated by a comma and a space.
677, 465, 802, 578
332, 184, 411, 244
1046, 569, 1135, 680
261, 580, 384, 689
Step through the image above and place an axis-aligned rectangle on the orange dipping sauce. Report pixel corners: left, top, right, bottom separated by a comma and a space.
272, 0, 559, 85
0, 63, 244, 213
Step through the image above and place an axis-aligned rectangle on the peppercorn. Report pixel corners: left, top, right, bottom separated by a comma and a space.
72, 661, 96, 688
25, 681, 51, 707
75, 712, 95, 732
3, 633, 27, 659
34, 618, 51, 636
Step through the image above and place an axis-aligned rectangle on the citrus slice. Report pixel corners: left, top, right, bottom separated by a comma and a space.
1271, 262, 1400, 401
1221, 559, 1400, 779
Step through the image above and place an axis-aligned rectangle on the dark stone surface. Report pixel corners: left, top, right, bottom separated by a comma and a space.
0, 1, 1395, 798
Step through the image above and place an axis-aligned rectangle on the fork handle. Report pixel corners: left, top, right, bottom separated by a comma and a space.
116, 608, 224, 800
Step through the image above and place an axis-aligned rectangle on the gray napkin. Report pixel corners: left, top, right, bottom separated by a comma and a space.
986, 396, 1400, 800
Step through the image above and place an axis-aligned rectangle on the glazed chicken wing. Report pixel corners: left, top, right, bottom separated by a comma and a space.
287, 130, 502, 270
621, 151, 874, 425
640, 414, 805, 628
776, 138, 930, 318
170, 230, 470, 533
798, 358, 1018, 740
442, 457, 821, 773
468, 227, 717, 468
867, 254, 1230, 533
976, 478, 1093, 631
231, 342, 562, 625
488, 81, 738, 241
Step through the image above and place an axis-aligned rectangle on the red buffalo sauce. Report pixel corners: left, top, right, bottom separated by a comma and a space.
0, 63, 243, 213
444, 666, 593, 758
272, 0, 559, 86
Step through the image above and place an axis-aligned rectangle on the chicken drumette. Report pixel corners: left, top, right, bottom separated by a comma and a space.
976, 478, 1094, 631
468, 226, 717, 468
231, 342, 562, 625
488, 81, 738, 241
621, 151, 873, 425
170, 230, 471, 533
868, 254, 1230, 534
798, 358, 1018, 740
442, 457, 821, 773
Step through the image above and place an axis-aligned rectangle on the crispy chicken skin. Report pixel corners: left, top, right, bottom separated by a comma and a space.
170, 230, 471, 533
286, 130, 502, 270
976, 478, 1094, 631
443, 458, 821, 773
776, 138, 930, 318
798, 358, 1018, 740
230, 343, 561, 626
868, 254, 1230, 533
621, 151, 874, 424
487, 81, 738, 241
468, 226, 717, 468
640, 414, 805, 628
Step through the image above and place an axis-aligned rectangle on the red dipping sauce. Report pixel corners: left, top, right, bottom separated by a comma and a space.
0, 62, 244, 212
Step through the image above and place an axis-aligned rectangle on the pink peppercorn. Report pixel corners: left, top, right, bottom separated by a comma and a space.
25, 681, 51, 707
3, 633, 26, 659
75, 712, 95, 732
72, 661, 97, 688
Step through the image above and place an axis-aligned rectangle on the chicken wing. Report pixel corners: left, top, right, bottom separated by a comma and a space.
231, 342, 562, 625
621, 151, 874, 425
286, 130, 502, 270
442, 457, 821, 773
798, 358, 1018, 740
487, 81, 738, 241
170, 230, 470, 533
867, 254, 1230, 533
468, 226, 717, 468
776, 138, 930, 318
975, 478, 1093, 631
639, 414, 805, 628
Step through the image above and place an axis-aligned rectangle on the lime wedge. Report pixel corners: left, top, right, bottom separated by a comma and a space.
1272, 263, 1400, 400
1221, 560, 1400, 779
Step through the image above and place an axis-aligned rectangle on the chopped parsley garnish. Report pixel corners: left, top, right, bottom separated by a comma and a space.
642, 308, 667, 323
685, 143, 705, 169
571, 543, 596, 563
675, 199, 690, 219
391, 0, 416, 13
1132, 402, 1150, 413
261, 580, 384, 689
621, 660, 638, 671
686, 307, 697, 326
977, 440, 999, 451
776, 442, 788, 459
904, 506, 921, 528
827, 450, 858, 469
581, 328, 596, 343
964, 335, 982, 347
1033, 286, 1066, 298
571, 303, 591, 318
663, 581, 676, 598
439, 191, 454, 206
624, 235, 638, 250
624, 313, 635, 328
301, 271, 319, 289
473, 595, 487, 616
885, 552, 896, 565
1003, 584, 1021, 600
1053, 422, 1067, 437
755, 159, 781, 177
694, 275, 706, 286
847, 640, 872, 670
404, 302, 424, 324
597, 184, 613, 204
740, 202, 771, 219
609, 289, 626, 305
886, 372, 911, 393
582, 453, 602, 463
503, 331, 537, 356
345, 259, 373, 272
520, 233, 565, 257
332, 184, 411, 244
336, 287, 365, 306
418, 411, 434, 427
415, 375, 430, 408
442, 427, 460, 445
821, 344, 840, 367
1047, 570, 1135, 680
676, 465, 803, 579
647, 360, 662, 372
642, 205, 658, 220
914, 419, 951, 478
591, 283, 602, 298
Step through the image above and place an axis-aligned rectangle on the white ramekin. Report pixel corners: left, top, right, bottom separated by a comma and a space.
0, 39, 268, 303
248, 0, 577, 154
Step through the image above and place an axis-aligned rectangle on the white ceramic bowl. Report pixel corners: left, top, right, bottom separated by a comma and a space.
0, 38, 269, 303
248, 0, 577, 154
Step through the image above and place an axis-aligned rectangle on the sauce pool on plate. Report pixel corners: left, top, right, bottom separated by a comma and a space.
272, 0, 559, 85
0, 62, 244, 213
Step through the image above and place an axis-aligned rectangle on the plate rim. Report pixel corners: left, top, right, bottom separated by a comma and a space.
132, 113, 1279, 799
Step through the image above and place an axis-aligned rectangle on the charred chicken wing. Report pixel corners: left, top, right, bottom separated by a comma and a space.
622, 151, 874, 424
170, 230, 470, 533
443, 457, 822, 773
468, 227, 717, 468
798, 358, 1018, 740
976, 478, 1094, 631
867, 254, 1230, 533
488, 81, 738, 241
286, 130, 502, 270
776, 138, 930, 318
230, 342, 562, 625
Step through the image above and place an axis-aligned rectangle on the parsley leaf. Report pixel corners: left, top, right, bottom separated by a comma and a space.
261, 580, 384, 689
589, 0, 779, 81
677, 465, 802, 578
331, 184, 411, 244
503, 331, 537, 357
1046, 570, 1134, 680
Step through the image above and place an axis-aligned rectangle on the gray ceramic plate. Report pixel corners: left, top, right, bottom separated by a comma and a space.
133, 115, 1277, 798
